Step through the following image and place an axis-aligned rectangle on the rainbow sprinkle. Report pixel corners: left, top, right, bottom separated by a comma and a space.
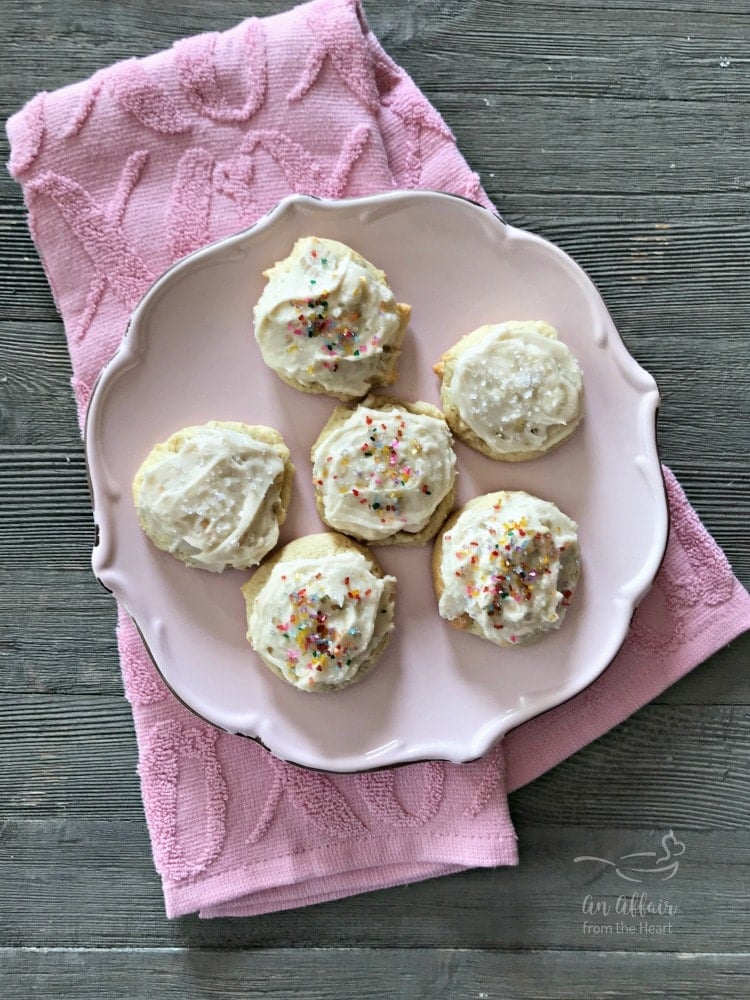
317, 411, 437, 528
284, 285, 376, 371
450, 513, 570, 625
275, 582, 365, 683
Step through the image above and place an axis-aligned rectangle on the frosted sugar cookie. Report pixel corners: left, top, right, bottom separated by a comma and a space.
253, 236, 410, 400
433, 491, 580, 646
242, 533, 396, 692
434, 320, 583, 461
132, 421, 293, 572
311, 395, 457, 545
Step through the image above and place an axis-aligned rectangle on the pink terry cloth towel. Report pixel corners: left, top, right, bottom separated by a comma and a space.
7, 0, 750, 919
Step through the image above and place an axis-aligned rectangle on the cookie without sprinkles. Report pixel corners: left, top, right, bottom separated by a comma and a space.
132, 421, 293, 573
434, 320, 584, 461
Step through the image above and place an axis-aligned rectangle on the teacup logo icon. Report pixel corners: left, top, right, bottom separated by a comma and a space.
574, 830, 685, 883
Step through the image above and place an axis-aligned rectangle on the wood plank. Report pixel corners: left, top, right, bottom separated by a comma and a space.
0, 697, 747, 826
0, 947, 749, 1000
0, 572, 119, 694
1, 207, 52, 320
652, 637, 750, 706
3, 265, 750, 468
0, 207, 60, 323
0, 560, 746, 698
3, 199, 749, 318
0, 696, 141, 816
1, 948, 749, 1000
1, 821, 747, 952
413, 35, 750, 105
508, 704, 750, 828
436, 94, 748, 196
3, 462, 745, 579
1, 0, 748, 108
0, 564, 747, 696
0, 0, 748, 984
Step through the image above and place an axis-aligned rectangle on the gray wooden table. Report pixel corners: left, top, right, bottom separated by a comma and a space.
2, 2, 748, 997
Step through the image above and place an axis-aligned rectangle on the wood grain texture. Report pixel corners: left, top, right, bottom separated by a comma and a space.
1, 822, 747, 951
1, 0, 749, 995
1, 568, 747, 698
1, 696, 748, 829
0, 947, 748, 999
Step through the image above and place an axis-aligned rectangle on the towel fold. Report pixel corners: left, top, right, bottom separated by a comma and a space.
7, 0, 749, 918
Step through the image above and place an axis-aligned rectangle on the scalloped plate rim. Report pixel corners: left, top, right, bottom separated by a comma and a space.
85, 189, 669, 772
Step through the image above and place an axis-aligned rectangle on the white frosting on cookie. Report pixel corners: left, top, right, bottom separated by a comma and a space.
135, 424, 285, 572
247, 552, 396, 690
312, 402, 456, 541
437, 492, 580, 645
253, 237, 406, 398
450, 321, 583, 456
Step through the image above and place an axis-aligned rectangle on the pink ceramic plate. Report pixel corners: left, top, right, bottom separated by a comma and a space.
86, 191, 667, 772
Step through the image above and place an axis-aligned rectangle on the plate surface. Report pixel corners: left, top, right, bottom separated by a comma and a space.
86, 191, 668, 772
